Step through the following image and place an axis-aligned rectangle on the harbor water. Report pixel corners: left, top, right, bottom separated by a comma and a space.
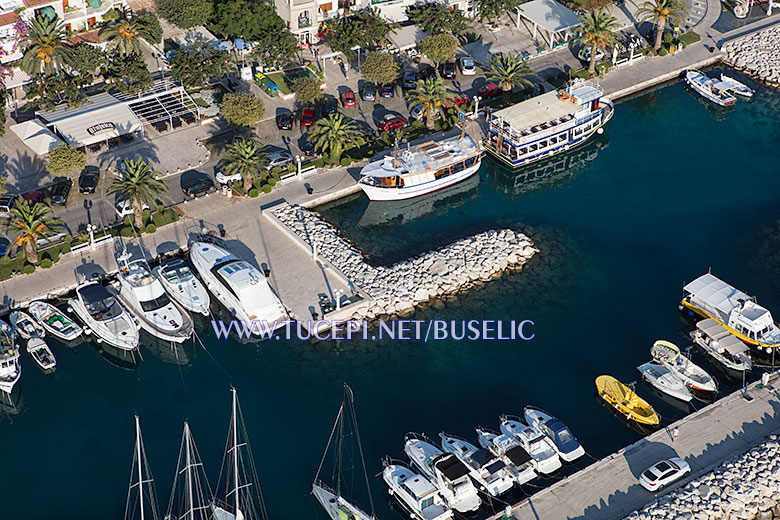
4, 69, 780, 519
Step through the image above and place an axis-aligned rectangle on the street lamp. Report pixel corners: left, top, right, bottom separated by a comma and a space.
334, 288, 345, 311
296, 155, 303, 179
473, 95, 482, 118
86, 223, 97, 250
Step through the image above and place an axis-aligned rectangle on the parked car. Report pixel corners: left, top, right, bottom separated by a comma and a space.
323, 98, 338, 116
380, 84, 395, 98
0, 195, 17, 218
639, 458, 691, 492
115, 198, 150, 217
443, 95, 469, 109
0, 237, 9, 257
265, 151, 294, 171
403, 71, 417, 89
410, 103, 441, 122
276, 111, 294, 130
214, 160, 242, 185
299, 135, 318, 157
341, 89, 357, 107
361, 83, 376, 101
377, 114, 409, 132
459, 57, 476, 75
440, 62, 457, 79
78, 166, 100, 194
300, 107, 316, 128
577, 45, 605, 64
50, 180, 72, 206
24, 190, 44, 205
181, 173, 216, 199
477, 82, 502, 98
417, 64, 436, 81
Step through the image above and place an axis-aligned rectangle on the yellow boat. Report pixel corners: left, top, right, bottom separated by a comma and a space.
595, 375, 660, 426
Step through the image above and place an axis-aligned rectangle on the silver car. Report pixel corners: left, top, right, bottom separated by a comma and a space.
459, 57, 476, 75
265, 151, 293, 171
639, 458, 690, 492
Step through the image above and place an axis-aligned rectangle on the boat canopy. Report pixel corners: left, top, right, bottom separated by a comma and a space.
435, 455, 470, 480
491, 90, 575, 132
684, 273, 750, 317
504, 445, 532, 466
78, 283, 113, 304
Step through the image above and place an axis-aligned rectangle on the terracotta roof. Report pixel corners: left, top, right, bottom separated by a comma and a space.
70, 29, 102, 45
0, 12, 20, 27
22, 0, 58, 7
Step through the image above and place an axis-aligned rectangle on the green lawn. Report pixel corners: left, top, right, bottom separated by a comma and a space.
265, 72, 292, 95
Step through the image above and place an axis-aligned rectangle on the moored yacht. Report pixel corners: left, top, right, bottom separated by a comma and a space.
438, 432, 514, 496
650, 340, 718, 393
114, 249, 194, 343
9, 310, 45, 340
403, 433, 481, 513
523, 406, 585, 462
691, 318, 752, 372
499, 415, 562, 474
153, 258, 210, 316
637, 362, 693, 403
69, 281, 139, 351
0, 322, 20, 394
189, 240, 287, 335
382, 460, 453, 520
475, 428, 537, 486
28, 301, 82, 342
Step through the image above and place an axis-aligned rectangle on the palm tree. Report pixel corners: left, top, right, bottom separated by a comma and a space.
21, 15, 70, 76
108, 158, 168, 229
308, 114, 361, 161
577, 10, 619, 75
221, 139, 267, 192
408, 78, 449, 130
487, 53, 534, 100
637, 0, 688, 51
7, 200, 64, 264
100, 19, 145, 58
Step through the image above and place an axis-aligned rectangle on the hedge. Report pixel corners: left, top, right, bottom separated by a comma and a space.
145, 223, 157, 234
40, 258, 53, 269
679, 31, 701, 47
248, 188, 259, 197
23, 264, 35, 274
340, 158, 351, 167
267, 178, 277, 187
262, 184, 273, 194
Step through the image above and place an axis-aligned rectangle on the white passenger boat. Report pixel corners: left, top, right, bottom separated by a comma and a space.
404, 433, 482, 513
9, 311, 45, 340
499, 415, 562, 474
0, 322, 20, 394
153, 258, 211, 316
485, 79, 614, 169
114, 249, 194, 343
28, 301, 82, 342
27, 338, 56, 371
523, 406, 585, 462
650, 340, 718, 393
382, 460, 453, 520
189, 240, 287, 336
438, 432, 515, 496
685, 70, 736, 107
357, 135, 482, 201
720, 74, 754, 97
69, 281, 139, 351
637, 361, 693, 402
691, 318, 752, 372
475, 428, 536, 486
681, 273, 780, 350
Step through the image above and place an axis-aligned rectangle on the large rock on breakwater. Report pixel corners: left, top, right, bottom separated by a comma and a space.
724, 27, 780, 86
625, 435, 780, 520
271, 203, 537, 319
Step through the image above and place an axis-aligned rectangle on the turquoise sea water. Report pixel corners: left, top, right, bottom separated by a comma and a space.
4, 69, 780, 520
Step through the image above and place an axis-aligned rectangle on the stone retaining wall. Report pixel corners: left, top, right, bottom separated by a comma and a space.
724, 26, 780, 86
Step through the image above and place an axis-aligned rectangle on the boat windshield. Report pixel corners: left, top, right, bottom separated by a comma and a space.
162, 262, 194, 284
140, 292, 172, 312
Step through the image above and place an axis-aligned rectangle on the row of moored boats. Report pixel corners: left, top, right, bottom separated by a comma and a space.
685, 69, 754, 107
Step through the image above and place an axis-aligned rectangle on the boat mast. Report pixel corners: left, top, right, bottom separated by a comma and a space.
336, 384, 346, 498
136, 415, 146, 520
232, 387, 240, 515
184, 422, 194, 520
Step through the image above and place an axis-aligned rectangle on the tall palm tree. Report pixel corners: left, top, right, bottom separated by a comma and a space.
408, 78, 449, 130
577, 10, 619, 75
100, 19, 145, 58
308, 114, 361, 161
637, 0, 688, 51
108, 158, 168, 229
7, 200, 64, 264
487, 53, 534, 100
222, 139, 267, 192
21, 15, 70, 76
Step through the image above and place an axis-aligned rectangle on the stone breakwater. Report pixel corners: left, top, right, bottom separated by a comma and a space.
625, 435, 780, 520
724, 27, 780, 86
270, 203, 537, 319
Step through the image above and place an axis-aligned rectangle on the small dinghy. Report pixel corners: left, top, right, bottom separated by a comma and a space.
595, 375, 660, 426
523, 406, 585, 462
685, 69, 736, 107
637, 362, 692, 402
28, 301, 83, 342
651, 340, 718, 393
9, 310, 45, 340
720, 74, 754, 98
27, 338, 56, 371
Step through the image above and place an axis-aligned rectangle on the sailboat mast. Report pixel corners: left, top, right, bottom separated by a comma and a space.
232, 388, 240, 515
135, 415, 145, 520
336, 386, 346, 498
185, 423, 194, 520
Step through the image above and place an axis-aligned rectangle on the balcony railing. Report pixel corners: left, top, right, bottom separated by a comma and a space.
63, 0, 115, 22
298, 17, 312, 27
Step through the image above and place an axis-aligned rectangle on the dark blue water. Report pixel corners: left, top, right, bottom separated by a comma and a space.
4, 69, 780, 520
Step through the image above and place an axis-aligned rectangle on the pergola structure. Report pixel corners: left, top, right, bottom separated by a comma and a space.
113, 79, 201, 132
515, 0, 582, 48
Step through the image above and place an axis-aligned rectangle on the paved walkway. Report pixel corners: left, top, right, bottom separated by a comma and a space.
497, 380, 780, 520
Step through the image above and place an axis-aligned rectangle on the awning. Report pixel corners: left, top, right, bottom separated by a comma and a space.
10, 119, 65, 155
388, 24, 430, 51
516, 0, 581, 45
2, 68, 32, 89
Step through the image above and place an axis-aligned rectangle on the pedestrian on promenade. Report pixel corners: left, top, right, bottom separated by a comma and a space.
672, 427, 679, 443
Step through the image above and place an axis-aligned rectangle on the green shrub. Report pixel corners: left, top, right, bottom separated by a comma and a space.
61, 244, 71, 254
248, 188, 259, 197
0, 255, 9, 265
312, 158, 325, 168
40, 258, 53, 269
23, 264, 35, 274
142, 208, 151, 219
64, 234, 73, 245
124, 215, 133, 226
262, 184, 273, 194
272, 166, 282, 175
78, 230, 88, 243
340, 157, 351, 167
662, 32, 673, 44
267, 178, 277, 187
658, 46, 669, 56
232, 184, 246, 196
145, 223, 157, 234
118, 225, 133, 237
679, 30, 701, 47
156, 203, 165, 214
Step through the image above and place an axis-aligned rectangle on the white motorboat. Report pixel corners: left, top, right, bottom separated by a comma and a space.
499, 415, 562, 474
9, 311, 45, 340
523, 406, 585, 462
637, 361, 692, 403
358, 135, 482, 201
0, 322, 20, 394
189, 240, 287, 336
685, 70, 736, 107
28, 301, 82, 342
438, 432, 514, 496
27, 338, 56, 371
475, 428, 537, 486
650, 340, 718, 393
114, 249, 194, 343
382, 460, 453, 520
720, 74, 754, 97
404, 433, 481, 513
691, 318, 752, 372
69, 281, 139, 351
153, 258, 211, 316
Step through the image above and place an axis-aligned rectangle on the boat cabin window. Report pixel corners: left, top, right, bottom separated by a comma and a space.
539, 140, 547, 148
400, 482, 418, 500
749, 330, 756, 340
420, 496, 434, 509
519, 147, 527, 155
140, 292, 172, 312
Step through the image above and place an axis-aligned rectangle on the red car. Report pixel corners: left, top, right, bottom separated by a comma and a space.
442, 95, 469, 109
477, 82, 502, 98
341, 89, 357, 108
300, 107, 316, 128
377, 114, 408, 132
24, 190, 44, 205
